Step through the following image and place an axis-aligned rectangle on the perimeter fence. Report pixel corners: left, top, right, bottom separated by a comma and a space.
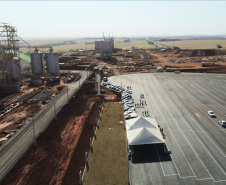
0, 70, 92, 181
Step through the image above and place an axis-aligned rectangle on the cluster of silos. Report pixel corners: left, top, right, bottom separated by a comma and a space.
46, 49, 59, 77
30, 49, 59, 85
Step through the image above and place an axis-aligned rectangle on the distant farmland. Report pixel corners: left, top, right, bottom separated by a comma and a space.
19, 38, 156, 53
157, 40, 226, 49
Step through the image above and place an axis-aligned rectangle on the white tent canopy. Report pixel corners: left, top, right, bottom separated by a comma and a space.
126, 117, 165, 145
127, 127, 165, 145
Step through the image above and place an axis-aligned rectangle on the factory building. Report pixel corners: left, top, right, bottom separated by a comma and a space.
95, 37, 114, 60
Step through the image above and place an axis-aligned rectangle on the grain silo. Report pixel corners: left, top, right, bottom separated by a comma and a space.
30, 49, 44, 79
46, 49, 59, 77
6, 57, 21, 81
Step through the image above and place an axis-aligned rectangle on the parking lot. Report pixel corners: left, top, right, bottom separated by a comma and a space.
109, 73, 226, 185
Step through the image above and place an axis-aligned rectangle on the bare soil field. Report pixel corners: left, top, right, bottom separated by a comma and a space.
0, 85, 64, 145
0, 77, 121, 185
111, 48, 226, 74
57, 48, 226, 75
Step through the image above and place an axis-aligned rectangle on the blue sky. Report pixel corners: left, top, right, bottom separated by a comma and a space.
1, 1, 226, 38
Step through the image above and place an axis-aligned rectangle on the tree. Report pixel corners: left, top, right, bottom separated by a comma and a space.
217, 44, 222, 48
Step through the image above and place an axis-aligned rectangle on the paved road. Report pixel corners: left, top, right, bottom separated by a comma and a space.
109, 73, 226, 185
0, 70, 89, 181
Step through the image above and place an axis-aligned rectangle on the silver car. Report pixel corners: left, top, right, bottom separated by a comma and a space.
208, 110, 216, 118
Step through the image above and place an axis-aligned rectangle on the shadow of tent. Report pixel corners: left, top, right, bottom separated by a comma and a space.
131, 144, 172, 164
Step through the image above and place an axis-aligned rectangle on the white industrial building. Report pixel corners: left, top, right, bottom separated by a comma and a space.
95, 38, 114, 60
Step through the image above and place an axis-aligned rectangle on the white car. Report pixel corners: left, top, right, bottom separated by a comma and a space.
124, 103, 134, 108
128, 107, 136, 112
124, 110, 133, 115
218, 120, 226, 127
208, 110, 216, 118
124, 106, 130, 111
125, 114, 131, 120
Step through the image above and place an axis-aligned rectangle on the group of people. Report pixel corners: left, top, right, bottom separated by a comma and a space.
135, 99, 147, 108
127, 86, 132, 90
134, 96, 150, 117
142, 110, 150, 117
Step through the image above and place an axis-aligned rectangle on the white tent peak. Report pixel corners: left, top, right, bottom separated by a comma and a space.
126, 116, 158, 130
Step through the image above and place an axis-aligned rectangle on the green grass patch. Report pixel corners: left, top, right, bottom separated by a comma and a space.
19, 52, 31, 62
83, 102, 128, 185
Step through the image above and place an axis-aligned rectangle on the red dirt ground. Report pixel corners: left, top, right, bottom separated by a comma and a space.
111, 49, 226, 75
0, 85, 64, 145
0, 76, 119, 185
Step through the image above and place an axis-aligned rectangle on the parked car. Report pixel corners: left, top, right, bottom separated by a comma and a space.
122, 94, 132, 99
125, 114, 131, 120
124, 103, 134, 108
218, 120, 226, 127
129, 112, 138, 118
103, 77, 108, 82
175, 71, 181, 74
208, 110, 216, 118
124, 106, 130, 111
128, 107, 136, 112
124, 110, 133, 116
122, 99, 134, 104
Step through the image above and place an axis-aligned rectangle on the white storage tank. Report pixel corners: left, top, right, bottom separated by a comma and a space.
46, 49, 59, 76
6, 57, 21, 80
30, 49, 44, 78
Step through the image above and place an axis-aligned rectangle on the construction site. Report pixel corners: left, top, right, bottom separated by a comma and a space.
1, 22, 226, 185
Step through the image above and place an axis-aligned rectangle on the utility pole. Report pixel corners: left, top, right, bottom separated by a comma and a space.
67, 86, 69, 104
54, 96, 57, 120
32, 117, 36, 147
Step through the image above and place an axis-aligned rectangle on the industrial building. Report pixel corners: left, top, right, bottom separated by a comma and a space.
95, 37, 114, 60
